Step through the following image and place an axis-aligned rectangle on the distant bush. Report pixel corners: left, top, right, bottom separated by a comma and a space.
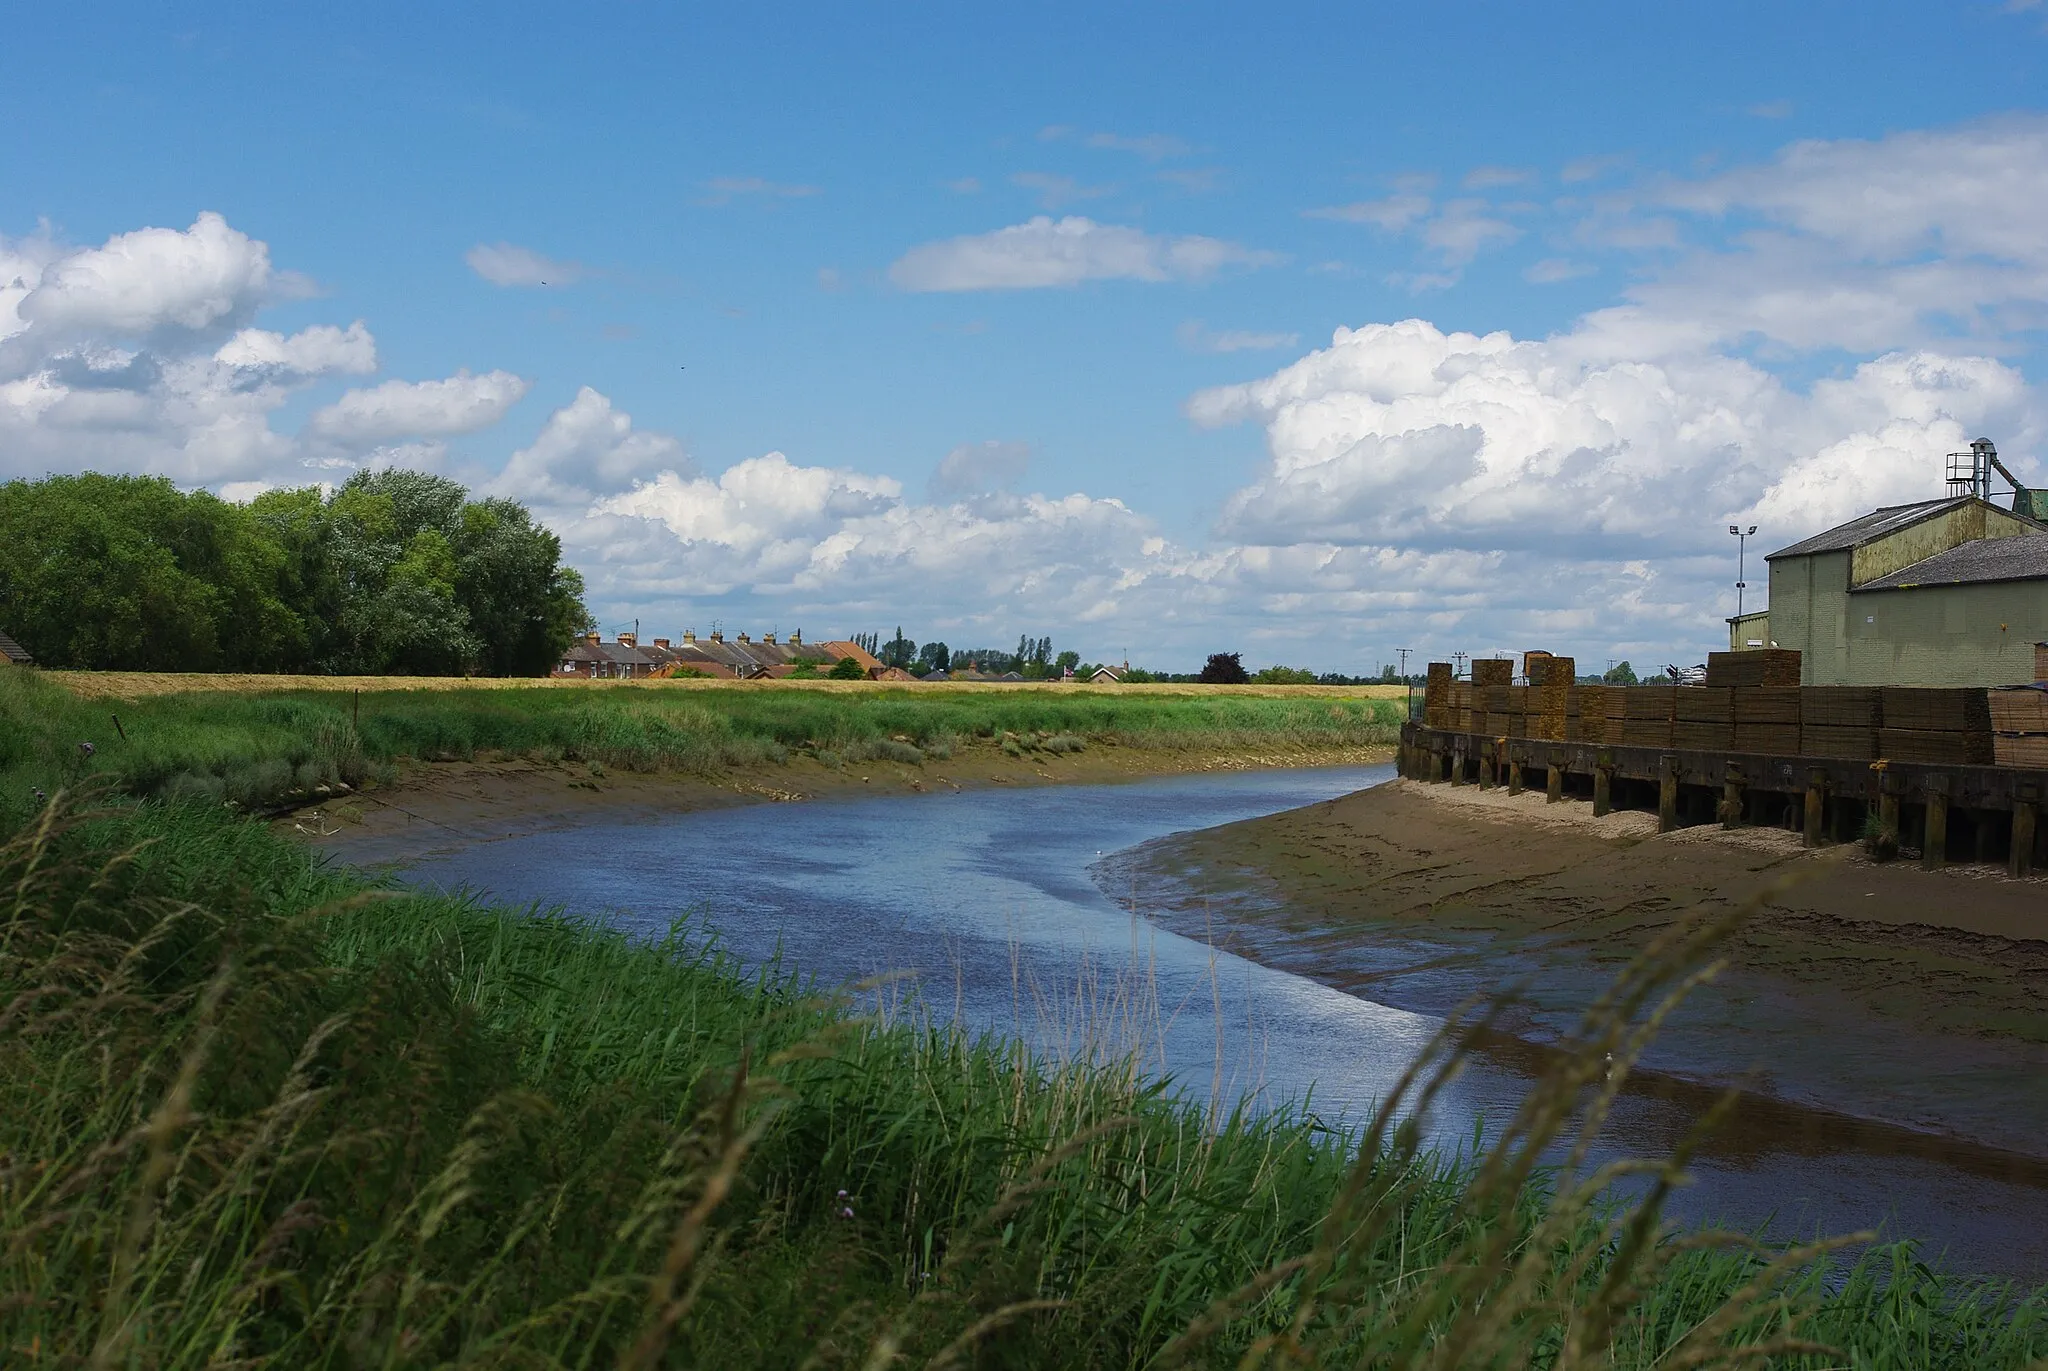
1042, 733, 1087, 753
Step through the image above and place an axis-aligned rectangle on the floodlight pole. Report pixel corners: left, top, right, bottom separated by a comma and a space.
1396, 647, 1413, 717
1728, 524, 1758, 621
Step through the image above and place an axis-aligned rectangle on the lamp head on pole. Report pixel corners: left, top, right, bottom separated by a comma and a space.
1728, 525, 1740, 536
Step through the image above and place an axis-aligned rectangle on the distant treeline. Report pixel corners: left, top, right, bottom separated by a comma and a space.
0, 470, 589, 676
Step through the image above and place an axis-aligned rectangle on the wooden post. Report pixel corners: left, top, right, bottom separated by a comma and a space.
1507, 754, 1524, 797
1593, 766, 1612, 817
1658, 756, 1679, 833
1720, 765, 1743, 829
1546, 759, 1563, 804
1478, 740, 1496, 790
1450, 743, 1466, 786
1923, 778, 1949, 870
1876, 787, 1900, 862
2014, 789, 2039, 880
1803, 769, 1827, 848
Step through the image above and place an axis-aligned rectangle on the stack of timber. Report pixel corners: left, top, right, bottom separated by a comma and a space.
1506, 684, 1531, 739
1879, 687, 1994, 765
1471, 659, 1512, 689
1424, 662, 1453, 729
1704, 649, 1801, 689
1574, 684, 1624, 744
1801, 687, 1881, 760
1991, 687, 2048, 768
1528, 655, 1573, 741
1672, 686, 1736, 751
1733, 687, 1802, 755
1620, 685, 1677, 748
1449, 680, 1475, 732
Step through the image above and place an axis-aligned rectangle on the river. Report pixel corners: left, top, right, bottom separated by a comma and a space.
390, 764, 2048, 1281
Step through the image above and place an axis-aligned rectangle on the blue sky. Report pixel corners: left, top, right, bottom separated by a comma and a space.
6, 3, 2048, 671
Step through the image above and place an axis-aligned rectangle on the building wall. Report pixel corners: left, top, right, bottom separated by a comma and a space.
1849, 502, 2037, 585
1767, 551, 1850, 683
1768, 550, 2048, 684
1727, 611, 1771, 651
1843, 580, 2048, 685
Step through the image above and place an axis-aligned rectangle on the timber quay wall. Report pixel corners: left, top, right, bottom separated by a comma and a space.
1395, 720, 2048, 879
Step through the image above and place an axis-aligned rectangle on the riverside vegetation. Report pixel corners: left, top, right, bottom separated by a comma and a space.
6, 675, 2048, 1365
0, 669, 1405, 827
8, 798, 2048, 1368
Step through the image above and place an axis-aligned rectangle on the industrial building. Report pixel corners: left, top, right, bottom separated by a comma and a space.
1735, 440, 2048, 687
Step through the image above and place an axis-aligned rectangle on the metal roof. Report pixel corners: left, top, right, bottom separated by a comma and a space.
1852, 532, 2048, 592
1764, 498, 1969, 561
0, 629, 31, 664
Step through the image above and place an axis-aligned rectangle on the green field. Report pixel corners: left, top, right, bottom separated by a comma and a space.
5, 798, 2046, 1367
1, 668, 1403, 826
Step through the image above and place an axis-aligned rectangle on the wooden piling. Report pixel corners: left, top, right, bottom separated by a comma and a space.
1546, 760, 1563, 804
1658, 756, 1679, 833
1923, 778, 1949, 869
1593, 765, 1611, 817
1803, 769, 1827, 847
1721, 764, 1743, 828
1877, 786, 1900, 862
2014, 788, 2039, 879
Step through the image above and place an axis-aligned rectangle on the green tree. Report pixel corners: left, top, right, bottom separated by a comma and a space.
1603, 661, 1639, 685
829, 656, 866, 679
1198, 652, 1250, 684
1054, 650, 1080, 674
1252, 665, 1318, 684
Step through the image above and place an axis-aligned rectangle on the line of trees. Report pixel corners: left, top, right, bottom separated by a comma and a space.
0, 470, 590, 676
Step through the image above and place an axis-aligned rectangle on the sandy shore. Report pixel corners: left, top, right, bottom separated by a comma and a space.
1101, 778, 2048, 1158
301, 741, 1394, 868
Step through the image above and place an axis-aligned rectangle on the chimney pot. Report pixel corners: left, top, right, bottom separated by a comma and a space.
618, 632, 636, 647
684, 629, 696, 644
654, 638, 670, 649
763, 632, 776, 644
738, 631, 751, 643
790, 629, 801, 645
585, 631, 601, 646
711, 630, 723, 642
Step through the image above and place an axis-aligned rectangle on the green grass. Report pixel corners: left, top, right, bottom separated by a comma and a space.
0, 669, 1401, 826
5, 796, 2046, 1367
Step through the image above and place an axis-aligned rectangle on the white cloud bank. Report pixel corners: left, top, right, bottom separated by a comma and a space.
10, 114, 2048, 668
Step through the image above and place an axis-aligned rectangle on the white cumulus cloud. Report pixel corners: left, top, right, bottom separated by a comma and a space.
16, 212, 272, 335
306, 369, 528, 446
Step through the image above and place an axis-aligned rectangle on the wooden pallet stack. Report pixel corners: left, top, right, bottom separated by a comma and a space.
1879, 687, 1994, 765
1574, 684, 1623, 743
1733, 687, 1802, 755
1673, 686, 1736, 751
1800, 687, 1881, 759
1424, 662, 1453, 729
1528, 655, 1574, 741
1470, 660, 1512, 736
1992, 687, 2048, 768
1620, 684, 1677, 747
1704, 649, 1802, 689
1449, 680, 1475, 732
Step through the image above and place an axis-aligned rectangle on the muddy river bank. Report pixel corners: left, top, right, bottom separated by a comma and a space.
319, 766, 2048, 1280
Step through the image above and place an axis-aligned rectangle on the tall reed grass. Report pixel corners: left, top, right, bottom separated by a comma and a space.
4, 796, 2044, 1367
0, 668, 1400, 827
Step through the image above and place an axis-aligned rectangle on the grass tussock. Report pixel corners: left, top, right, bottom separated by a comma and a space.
0, 669, 1400, 825
3, 796, 2045, 1367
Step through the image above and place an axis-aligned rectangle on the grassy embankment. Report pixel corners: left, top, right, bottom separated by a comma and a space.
3, 668, 1403, 826
8, 668, 2048, 1364
8, 795, 2048, 1368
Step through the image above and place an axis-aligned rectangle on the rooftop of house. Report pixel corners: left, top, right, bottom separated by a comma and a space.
0, 629, 32, 664
1854, 530, 2048, 592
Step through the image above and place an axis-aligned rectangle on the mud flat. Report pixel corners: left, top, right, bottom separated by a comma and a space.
304, 743, 1393, 868
1099, 778, 2048, 1161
